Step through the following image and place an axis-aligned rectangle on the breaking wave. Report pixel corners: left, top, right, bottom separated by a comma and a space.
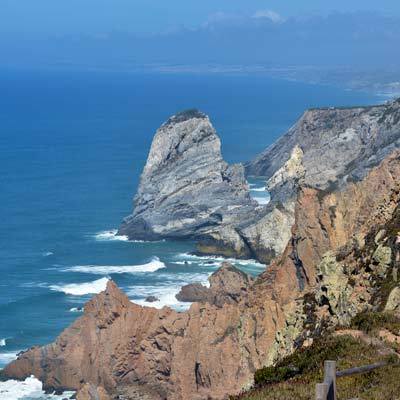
174, 253, 265, 269
94, 229, 129, 242
50, 277, 109, 296
62, 257, 166, 275
250, 186, 266, 192
0, 376, 75, 400
253, 196, 270, 205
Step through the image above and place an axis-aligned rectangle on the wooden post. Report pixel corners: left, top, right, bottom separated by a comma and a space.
323, 360, 337, 400
316, 383, 329, 400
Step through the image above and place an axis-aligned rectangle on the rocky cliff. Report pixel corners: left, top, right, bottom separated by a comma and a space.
118, 109, 295, 262
119, 100, 400, 264
118, 109, 258, 255
4, 146, 400, 399
247, 98, 400, 204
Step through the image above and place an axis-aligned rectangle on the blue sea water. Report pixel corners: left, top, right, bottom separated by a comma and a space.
0, 68, 380, 398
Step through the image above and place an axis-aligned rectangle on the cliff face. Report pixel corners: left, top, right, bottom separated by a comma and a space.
118, 110, 256, 247
118, 109, 296, 262
247, 98, 400, 201
4, 150, 400, 400
119, 100, 400, 264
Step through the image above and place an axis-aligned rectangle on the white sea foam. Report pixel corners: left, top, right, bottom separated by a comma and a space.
175, 253, 264, 267
128, 270, 211, 311
129, 285, 193, 311
50, 277, 109, 296
42, 251, 54, 257
253, 196, 270, 205
0, 376, 75, 400
69, 307, 84, 313
94, 229, 165, 243
0, 339, 6, 347
0, 351, 18, 366
94, 229, 129, 242
250, 186, 266, 192
63, 257, 166, 275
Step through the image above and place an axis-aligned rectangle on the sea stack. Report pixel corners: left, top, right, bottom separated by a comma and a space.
118, 109, 259, 258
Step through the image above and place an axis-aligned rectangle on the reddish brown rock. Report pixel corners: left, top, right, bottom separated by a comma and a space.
3, 151, 400, 400
176, 262, 254, 306
76, 383, 111, 400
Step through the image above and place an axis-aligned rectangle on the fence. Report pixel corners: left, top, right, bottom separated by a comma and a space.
315, 359, 393, 400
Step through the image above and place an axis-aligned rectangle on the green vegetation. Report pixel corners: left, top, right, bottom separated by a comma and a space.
351, 311, 400, 335
232, 331, 400, 400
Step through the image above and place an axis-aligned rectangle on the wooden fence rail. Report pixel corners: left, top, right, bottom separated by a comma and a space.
315, 359, 397, 400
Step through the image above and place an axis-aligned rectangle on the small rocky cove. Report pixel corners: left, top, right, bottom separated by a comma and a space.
2, 99, 400, 399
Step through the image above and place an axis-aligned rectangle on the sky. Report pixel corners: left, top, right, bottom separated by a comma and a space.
2, 0, 400, 36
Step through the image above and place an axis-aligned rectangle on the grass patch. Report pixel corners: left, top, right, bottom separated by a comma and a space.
232, 333, 399, 400
350, 311, 400, 335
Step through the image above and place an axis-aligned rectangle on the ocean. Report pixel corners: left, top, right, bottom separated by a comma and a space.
0, 68, 380, 398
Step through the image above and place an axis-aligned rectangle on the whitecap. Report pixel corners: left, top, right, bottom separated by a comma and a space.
94, 229, 129, 242
129, 285, 192, 311
250, 186, 267, 192
127, 268, 212, 311
50, 277, 109, 296
0, 338, 6, 347
63, 257, 166, 275
253, 196, 270, 205
69, 307, 84, 313
174, 253, 265, 269
0, 351, 19, 366
42, 251, 54, 257
0, 376, 75, 400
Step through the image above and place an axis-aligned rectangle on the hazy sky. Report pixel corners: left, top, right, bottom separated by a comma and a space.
2, 0, 400, 36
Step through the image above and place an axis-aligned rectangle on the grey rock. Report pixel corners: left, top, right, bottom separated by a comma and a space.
145, 296, 160, 303
119, 100, 400, 264
246, 99, 400, 205
118, 109, 266, 259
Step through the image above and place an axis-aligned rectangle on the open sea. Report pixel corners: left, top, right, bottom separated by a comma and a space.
0, 68, 380, 398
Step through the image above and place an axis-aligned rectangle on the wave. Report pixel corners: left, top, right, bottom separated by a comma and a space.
94, 229, 129, 242
69, 307, 84, 313
174, 253, 265, 269
0, 339, 6, 347
63, 257, 166, 275
94, 229, 165, 243
50, 277, 109, 296
0, 351, 20, 367
253, 196, 270, 205
250, 186, 267, 192
128, 271, 211, 311
0, 376, 75, 400
42, 251, 54, 257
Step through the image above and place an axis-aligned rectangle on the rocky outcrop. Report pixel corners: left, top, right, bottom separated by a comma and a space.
119, 100, 400, 263
176, 262, 254, 306
76, 384, 111, 400
5, 152, 399, 400
247, 99, 400, 203
118, 109, 256, 245
118, 109, 294, 263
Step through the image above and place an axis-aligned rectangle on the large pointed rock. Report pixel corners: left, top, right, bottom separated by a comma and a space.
119, 109, 256, 245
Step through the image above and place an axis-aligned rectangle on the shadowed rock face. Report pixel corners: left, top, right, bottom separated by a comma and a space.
118, 109, 256, 244
4, 151, 400, 400
119, 100, 400, 264
176, 262, 254, 306
246, 99, 400, 199
117, 109, 296, 263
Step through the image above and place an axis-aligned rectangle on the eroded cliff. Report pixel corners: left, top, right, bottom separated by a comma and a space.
4, 147, 400, 399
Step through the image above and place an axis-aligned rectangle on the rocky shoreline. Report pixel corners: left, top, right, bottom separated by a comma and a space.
2, 99, 400, 399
